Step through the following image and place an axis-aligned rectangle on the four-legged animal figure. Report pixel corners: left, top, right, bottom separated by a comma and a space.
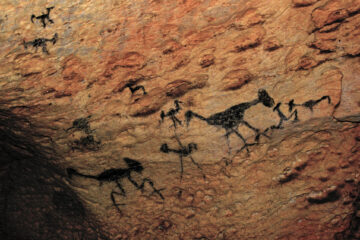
160, 100, 183, 128
288, 96, 331, 112
124, 82, 147, 95
66, 157, 164, 214
185, 89, 275, 153
160, 135, 205, 181
23, 33, 58, 54
31, 7, 55, 28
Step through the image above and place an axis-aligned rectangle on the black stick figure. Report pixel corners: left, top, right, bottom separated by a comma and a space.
185, 89, 274, 153
66, 157, 164, 214
160, 100, 183, 128
31, 7, 55, 28
160, 135, 205, 181
125, 82, 147, 95
267, 102, 298, 130
288, 96, 331, 112
23, 33, 58, 54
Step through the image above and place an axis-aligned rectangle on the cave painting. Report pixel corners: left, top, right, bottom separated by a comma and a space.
185, 89, 274, 153
125, 82, 147, 95
184, 89, 332, 154
66, 157, 164, 214
31, 6, 55, 28
265, 102, 299, 130
288, 96, 331, 112
23, 33, 58, 54
268, 96, 331, 130
160, 100, 183, 128
160, 135, 205, 181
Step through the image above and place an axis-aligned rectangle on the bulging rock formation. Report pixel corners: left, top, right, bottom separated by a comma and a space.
0, 0, 359, 239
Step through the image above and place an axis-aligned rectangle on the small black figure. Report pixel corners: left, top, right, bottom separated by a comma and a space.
66, 115, 93, 134
185, 89, 274, 153
288, 96, 331, 112
23, 33, 58, 54
267, 102, 298, 130
160, 135, 205, 181
124, 82, 147, 95
67, 157, 164, 214
160, 100, 183, 128
31, 6, 55, 28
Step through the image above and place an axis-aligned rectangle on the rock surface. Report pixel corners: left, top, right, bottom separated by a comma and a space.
0, 0, 360, 239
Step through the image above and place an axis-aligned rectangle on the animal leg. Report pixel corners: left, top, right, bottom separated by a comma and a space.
271, 118, 284, 130
110, 191, 126, 214
189, 156, 206, 179
115, 179, 126, 196
224, 128, 233, 155
128, 176, 164, 199
288, 109, 299, 122
232, 129, 255, 154
179, 155, 184, 182
135, 85, 146, 95
42, 45, 49, 54
141, 178, 165, 200
242, 120, 269, 141
170, 115, 182, 128
41, 18, 46, 28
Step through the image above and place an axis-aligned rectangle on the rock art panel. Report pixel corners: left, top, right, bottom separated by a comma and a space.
1, 0, 360, 239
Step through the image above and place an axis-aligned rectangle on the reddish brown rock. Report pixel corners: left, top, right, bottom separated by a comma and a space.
62, 55, 86, 82
162, 39, 182, 54
311, 0, 360, 29
165, 75, 207, 97
234, 26, 266, 52
1, 0, 360, 239
221, 69, 252, 91
263, 37, 282, 51
293, 0, 319, 7
199, 54, 215, 68
231, 8, 265, 30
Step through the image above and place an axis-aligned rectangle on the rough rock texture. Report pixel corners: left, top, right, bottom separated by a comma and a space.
1, 0, 360, 239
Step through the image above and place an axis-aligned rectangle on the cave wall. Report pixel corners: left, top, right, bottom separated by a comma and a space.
0, 0, 360, 239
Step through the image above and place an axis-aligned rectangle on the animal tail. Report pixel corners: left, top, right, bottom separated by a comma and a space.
185, 111, 207, 126
66, 168, 97, 179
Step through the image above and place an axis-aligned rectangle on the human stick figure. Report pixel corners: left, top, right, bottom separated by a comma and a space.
160, 135, 205, 181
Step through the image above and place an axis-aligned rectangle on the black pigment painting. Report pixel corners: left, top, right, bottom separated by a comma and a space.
185, 89, 274, 153
160, 100, 184, 128
31, 6, 55, 28
23, 33, 58, 54
160, 135, 205, 181
66, 157, 164, 214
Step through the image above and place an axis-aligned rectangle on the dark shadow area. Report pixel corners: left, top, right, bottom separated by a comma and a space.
334, 182, 360, 240
0, 107, 109, 240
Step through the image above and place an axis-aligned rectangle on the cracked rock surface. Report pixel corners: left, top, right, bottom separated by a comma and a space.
1, 0, 360, 239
